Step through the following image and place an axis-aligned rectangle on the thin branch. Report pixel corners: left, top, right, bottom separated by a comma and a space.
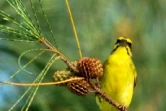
39, 37, 79, 73
89, 81, 127, 111
65, 0, 82, 58
1, 77, 83, 86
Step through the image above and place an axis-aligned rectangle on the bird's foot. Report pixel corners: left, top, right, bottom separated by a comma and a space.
118, 105, 127, 111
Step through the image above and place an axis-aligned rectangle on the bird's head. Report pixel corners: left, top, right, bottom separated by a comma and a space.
112, 36, 132, 56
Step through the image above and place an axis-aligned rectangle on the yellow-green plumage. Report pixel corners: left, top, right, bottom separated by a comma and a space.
97, 37, 137, 111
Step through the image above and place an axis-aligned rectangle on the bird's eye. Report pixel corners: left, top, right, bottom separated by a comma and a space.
127, 42, 132, 49
116, 39, 120, 44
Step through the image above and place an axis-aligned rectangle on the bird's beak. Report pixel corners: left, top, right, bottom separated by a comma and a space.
119, 40, 127, 46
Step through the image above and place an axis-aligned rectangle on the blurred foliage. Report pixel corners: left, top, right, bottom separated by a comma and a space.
0, 0, 166, 111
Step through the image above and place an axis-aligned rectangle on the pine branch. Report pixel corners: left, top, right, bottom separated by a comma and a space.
89, 81, 127, 111
39, 37, 79, 73
38, 37, 127, 111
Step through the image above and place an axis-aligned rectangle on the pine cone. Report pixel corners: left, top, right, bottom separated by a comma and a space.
77, 57, 103, 79
53, 70, 74, 86
67, 79, 90, 96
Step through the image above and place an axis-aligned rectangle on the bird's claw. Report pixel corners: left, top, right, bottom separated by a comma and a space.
118, 105, 127, 111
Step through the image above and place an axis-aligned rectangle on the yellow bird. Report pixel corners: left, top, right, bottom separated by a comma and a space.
96, 37, 137, 111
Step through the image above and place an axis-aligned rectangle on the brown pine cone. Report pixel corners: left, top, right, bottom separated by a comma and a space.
77, 57, 103, 80
67, 79, 90, 96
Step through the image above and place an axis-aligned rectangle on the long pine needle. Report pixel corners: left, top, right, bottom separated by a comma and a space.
1, 77, 84, 86
65, 0, 82, 58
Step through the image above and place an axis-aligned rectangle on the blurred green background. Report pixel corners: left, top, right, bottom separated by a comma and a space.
0, 0, 166, 111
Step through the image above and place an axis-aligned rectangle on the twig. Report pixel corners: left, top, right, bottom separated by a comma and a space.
0, 77, 84, 86
65, 0, 82, 58
39, 38, 79, 73
89, 81, 127, 111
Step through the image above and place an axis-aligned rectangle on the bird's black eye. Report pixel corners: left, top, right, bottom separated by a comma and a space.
127, 42, 132, 49
116, 39, 120, 44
